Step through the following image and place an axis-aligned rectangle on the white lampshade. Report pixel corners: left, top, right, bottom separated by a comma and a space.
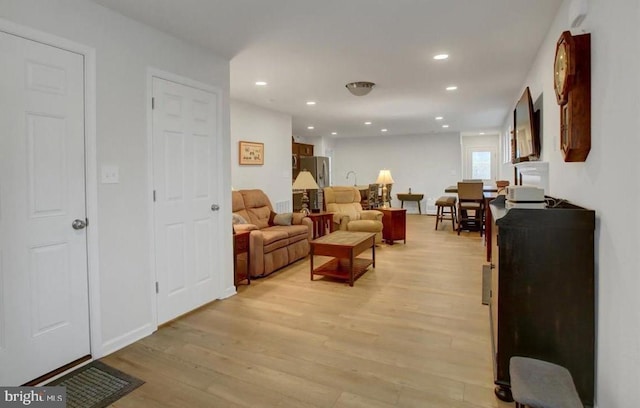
375, 169, 394, 185
292, 170, 319, 190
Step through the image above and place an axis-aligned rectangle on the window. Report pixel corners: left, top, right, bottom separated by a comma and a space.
503, 126, 513, 164
471, 151, 492, 180
461, 135, 499, 181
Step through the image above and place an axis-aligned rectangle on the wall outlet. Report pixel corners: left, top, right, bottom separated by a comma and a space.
101, 165, 119, 184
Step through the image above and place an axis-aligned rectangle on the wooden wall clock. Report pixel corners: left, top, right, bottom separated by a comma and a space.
554, 31, 591, 162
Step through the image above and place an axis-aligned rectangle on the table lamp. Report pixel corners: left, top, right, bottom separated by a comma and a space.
375, 169, 394, 208
292, 170, 319, 215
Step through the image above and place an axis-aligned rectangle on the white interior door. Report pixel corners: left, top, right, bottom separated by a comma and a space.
153, 77, 220, 324
0, 31, 90, 385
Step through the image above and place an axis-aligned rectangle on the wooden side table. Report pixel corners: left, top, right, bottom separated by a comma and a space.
378, 208, 407, 244
396, 193, 424, 214
233, 230, 250, 286
306, 212, 334, 239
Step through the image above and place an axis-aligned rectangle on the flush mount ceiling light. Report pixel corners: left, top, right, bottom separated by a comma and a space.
345, 81, 375, 96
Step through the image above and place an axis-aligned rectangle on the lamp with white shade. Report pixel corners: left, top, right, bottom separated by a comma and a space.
292, 170, 320, 215
375, 169, 394, 208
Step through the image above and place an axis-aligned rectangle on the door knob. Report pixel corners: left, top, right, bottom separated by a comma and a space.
72, 219, 87, 230
211, 204, 220, 211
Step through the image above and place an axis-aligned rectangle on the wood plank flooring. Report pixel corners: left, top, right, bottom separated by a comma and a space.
104, 215, 512, 408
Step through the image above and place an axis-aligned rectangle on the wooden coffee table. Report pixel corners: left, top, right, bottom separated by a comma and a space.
309, 231, 376, 286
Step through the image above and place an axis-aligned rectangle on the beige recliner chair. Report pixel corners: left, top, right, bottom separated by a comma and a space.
324, 186, 384, 243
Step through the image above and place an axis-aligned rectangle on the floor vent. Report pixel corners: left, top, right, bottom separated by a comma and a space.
482, 265, 491, 305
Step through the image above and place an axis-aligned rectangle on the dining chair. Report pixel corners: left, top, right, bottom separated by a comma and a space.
457, 181, 485, 235
367, 184, 380, 209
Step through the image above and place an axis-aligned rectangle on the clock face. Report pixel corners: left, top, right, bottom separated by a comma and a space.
553, 42, 569, 103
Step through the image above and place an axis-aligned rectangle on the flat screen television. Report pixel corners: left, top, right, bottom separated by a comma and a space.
512, 87, 540, 162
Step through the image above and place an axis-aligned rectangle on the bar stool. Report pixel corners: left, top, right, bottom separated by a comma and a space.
435, 196, 457, 230
510, 357, 583, 408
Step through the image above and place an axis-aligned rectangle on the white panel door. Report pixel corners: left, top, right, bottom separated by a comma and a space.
153, 77, 220, 324
0, 32, 90, 385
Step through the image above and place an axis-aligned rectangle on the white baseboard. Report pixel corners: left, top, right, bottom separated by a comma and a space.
219, 285, 237, 300
99, 323, 155, 357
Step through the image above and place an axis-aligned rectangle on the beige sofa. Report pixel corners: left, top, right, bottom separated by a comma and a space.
232, 189, 312, 278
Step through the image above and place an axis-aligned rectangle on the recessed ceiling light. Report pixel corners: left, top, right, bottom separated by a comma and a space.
364, 121, 372, 125
331, 132, 337, 135
433, 54, 449, 60
306, 101, 316, 105
446, 86, 458, 91
255, 81, 267, 86
381, 129, 388, 132
307, 126, 314, 130
435, 116, 443, 120
442, 124, 449, 128
480, 132, 485, 135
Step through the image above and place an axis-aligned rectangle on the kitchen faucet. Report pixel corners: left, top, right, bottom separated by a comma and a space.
346, 171, 357, 186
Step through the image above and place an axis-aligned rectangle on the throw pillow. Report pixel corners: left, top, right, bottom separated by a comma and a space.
232, 213, 247, 225
273, 212, 293, 226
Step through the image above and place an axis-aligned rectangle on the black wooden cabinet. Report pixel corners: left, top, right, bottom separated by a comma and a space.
489, 195, 595, 406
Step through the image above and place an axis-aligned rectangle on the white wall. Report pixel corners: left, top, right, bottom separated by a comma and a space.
331, 133, 461, 213
504, 1, 640, 406
0, 0, 232, 355
230, 100, 293, 207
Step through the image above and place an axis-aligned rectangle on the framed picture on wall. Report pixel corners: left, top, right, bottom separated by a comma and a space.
239, 141, 264, 165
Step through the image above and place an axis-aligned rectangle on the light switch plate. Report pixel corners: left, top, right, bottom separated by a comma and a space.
101, 165, 119, 184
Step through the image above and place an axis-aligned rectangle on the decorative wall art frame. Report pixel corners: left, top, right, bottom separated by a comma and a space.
239, 141, 264, 165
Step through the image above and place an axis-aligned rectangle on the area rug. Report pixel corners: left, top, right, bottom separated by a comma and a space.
49, 360, 144, 408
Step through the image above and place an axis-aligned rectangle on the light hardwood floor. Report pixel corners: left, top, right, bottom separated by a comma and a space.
105, 215, 512, 408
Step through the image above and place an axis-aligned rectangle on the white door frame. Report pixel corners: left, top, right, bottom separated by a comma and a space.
146, 68, 228, 327
462, 145, 498, 182
0, 19, 103, 358
461, 134, 500, 182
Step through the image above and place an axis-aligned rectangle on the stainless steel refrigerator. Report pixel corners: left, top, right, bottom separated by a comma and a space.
297, 156, 330, 211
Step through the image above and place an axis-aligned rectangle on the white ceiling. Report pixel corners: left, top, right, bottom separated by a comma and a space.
90, 0, 562, 139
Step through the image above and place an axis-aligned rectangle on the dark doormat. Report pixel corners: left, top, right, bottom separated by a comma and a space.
48, 360, 144, 408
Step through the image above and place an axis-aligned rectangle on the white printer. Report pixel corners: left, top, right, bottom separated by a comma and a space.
505, 185, 546, 209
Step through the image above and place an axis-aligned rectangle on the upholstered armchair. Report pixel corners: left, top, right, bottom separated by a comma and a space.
323, 186, 384, 243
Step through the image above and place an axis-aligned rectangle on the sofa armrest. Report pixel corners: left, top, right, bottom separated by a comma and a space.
233, 223, 259, 233
332, 212, 350, 230
360, 210, 383, 221
249, 229, 264, 278
299, 217, 313, 241
291, 212, 306, 225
